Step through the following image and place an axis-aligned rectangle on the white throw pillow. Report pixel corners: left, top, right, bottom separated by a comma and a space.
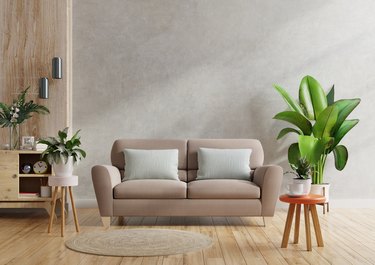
197, 148, 252, 180
123, 149, 179, 180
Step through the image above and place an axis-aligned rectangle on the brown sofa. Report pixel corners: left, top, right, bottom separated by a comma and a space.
92, 139, 283, 227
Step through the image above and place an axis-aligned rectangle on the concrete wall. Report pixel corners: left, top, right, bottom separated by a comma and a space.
73, 0, 375, 203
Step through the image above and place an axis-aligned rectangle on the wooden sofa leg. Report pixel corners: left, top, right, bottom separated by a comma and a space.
101, 217, 111, 229
263, 217, 272, 227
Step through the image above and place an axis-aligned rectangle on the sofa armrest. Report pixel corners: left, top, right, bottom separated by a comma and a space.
253, 165, 283, 216
92, 165, 122, 217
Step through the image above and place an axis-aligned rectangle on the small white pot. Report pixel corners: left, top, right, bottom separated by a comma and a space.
310, 183, 330, 202
293, 178, 312, 195
53, 156, 74, 177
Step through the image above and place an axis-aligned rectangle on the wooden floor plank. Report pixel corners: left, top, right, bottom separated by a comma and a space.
0, 208, 375, 265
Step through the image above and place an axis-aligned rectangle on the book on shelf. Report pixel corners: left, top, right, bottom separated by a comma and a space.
19, 192, 40, 198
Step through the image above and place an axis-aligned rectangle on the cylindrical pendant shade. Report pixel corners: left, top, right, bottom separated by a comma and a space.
52, 57, 62, 79
39, 77, 49, 99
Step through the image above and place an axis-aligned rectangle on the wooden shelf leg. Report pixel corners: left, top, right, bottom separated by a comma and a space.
281, 203, 296, 248
294, 204, 301, 244
61, 186, 65, 237
310, 204, 324, 247
304, 204, 312, 251
48, 186, 59, 233
68, 186, 80, 232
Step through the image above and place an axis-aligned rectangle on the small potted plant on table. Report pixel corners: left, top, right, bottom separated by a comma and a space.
286, 157, 312, 196
39, 127, 86, 177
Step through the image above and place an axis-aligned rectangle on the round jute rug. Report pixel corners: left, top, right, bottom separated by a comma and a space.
65, 229, 213, 257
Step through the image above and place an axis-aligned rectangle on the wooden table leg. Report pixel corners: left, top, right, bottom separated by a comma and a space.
68, 186, 80, 232
61, 187, 65, 237
281, 203, 296, 248
304, 204, 312, 251
310, 204, 324, 247
294, 204, 301, 244
48, 186, 59, 233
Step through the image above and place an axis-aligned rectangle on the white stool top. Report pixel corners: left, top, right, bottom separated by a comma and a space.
49, 175, 78, 187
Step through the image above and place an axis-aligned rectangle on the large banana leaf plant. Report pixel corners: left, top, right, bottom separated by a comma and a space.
274, 75, 360, 184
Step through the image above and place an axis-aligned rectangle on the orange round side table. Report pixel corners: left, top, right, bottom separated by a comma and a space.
280, 194, 325, 251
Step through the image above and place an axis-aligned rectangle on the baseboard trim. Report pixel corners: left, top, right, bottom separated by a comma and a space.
76, 199, 375, 209
76, 199, 98, 208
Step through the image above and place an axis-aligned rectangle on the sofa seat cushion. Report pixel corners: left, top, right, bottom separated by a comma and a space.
188, 179, 260, 199
114, 179, 187, 199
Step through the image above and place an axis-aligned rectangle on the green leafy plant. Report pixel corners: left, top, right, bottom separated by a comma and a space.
39, 127, 86, 165
285, 157, 312, 179
274, 75, 360, 184
0, 86, 49, 127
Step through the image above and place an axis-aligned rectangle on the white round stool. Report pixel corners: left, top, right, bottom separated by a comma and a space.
48, 175, 80, 237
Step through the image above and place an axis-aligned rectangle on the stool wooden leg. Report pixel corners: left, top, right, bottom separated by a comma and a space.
69, 186, 80, 232
281, 203, 296, 248
294, 204, 301, 244
48, 186, 59, 233
310, 204, 324, 247
61, 187, 65, 237
304, 204, 312, 251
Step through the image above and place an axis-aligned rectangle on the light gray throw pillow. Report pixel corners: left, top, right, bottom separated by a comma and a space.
123, 149, 179, 180
197, 148, 252, 180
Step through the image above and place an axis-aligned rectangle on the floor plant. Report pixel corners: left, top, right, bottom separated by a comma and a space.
273, 75, 360, 184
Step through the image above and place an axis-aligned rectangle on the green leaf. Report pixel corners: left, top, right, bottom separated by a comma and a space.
327, 85, 335, 106
75, 148, 87, 158
312, 105, 339, 138
273, 111, 312, 135
333, 145, 348, 170
274, 84, 305, 115
332, 119, 359, 148
71, 129, 81, 142
277, 128, 302, 139
332, 98, 360, 133
298, 135, 325, 165
299, 75, 328, 120
288, 143, 301, 167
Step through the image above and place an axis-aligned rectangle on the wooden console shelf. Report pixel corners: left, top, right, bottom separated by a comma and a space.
0, 150, 54, 213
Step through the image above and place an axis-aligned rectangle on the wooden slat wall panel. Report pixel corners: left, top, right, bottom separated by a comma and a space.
0, 0, 71, 144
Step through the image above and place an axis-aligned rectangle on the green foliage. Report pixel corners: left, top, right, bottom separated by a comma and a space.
273, 75, 360, 184
39, 127, 86, 165
298, 75, 328, 120
0, 87, 49, 127
273, 111, 312, 135
289, 157, 312, 180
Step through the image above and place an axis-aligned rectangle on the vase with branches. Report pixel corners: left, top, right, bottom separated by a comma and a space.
0, 87, 49, 149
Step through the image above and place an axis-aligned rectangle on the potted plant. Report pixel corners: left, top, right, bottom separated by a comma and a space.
273, 75, 360, 201
39, 127, 86, 177
0, 87, 49, 149
285, 157, 312, 196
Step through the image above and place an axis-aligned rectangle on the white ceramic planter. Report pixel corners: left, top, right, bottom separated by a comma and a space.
53, 156, 74, 177
293, 178, 312, 195
310, 183, 330, 202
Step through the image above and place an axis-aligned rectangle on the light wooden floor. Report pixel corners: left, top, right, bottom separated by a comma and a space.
0, 208, 375, 265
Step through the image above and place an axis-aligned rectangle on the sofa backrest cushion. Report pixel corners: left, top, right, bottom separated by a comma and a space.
187, 139, 264, 181
111, 139, 188, 181
123, 149, 179, 180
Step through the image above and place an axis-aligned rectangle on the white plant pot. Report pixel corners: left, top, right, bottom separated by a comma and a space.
310, 183, 330, 202
293, 178, 312, 195
53, 156, 74, 177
